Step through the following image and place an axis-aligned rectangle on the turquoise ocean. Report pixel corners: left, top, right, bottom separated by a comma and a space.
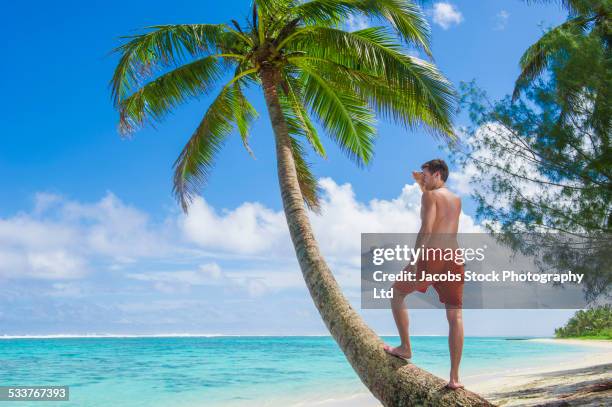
0, 336, 596, 406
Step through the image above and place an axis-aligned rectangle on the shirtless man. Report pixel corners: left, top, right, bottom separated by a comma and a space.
382, 159, 465, 390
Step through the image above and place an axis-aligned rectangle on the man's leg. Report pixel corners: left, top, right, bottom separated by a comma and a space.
446, 306, 464, 389
388, 287, 412, 358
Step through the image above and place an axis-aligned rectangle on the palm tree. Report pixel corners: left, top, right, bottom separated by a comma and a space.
110, 1, 492, 405
555, 305, 612, 337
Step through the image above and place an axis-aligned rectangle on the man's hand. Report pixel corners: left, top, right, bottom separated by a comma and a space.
412, 171, 426, 192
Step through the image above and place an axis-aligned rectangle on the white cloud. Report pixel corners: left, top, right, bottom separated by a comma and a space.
0, 179, 491, 334
180, 177, 481, 269
0, 178, 481, 301
494, 10, 510, 30
60, 192, 173, 260
0, 192, 176, 280
125, 261, 292, 298
432, 2, 463, 30
127, 263, 221, 286
33, 192, 62, 214
0, 216, 85, 280
180, 199, 289, 256
447, 170, 474, 196
27, 251, 86, 279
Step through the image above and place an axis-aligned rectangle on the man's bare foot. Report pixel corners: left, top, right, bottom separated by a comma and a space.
383, 344, 412, 361
445, 380, 464, 390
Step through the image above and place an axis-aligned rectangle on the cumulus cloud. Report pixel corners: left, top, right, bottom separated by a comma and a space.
432, 2, 463, 30
0, 178, 487, 333
180, 199, 290, 256
179, 177, 482, 269
0, 192, 176, 280
59, 192, 174, 260
311, 178, 482, 266
0, 178, 481, 299
27, 251, 86, 279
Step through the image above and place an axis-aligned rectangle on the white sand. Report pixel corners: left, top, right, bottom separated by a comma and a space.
470, 338, 612, 406
293, 392, 381, 407
315, 338, 612, 407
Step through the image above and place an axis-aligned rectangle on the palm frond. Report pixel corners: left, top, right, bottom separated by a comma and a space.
232, 78, 259, 158
173, 75, 257, 211
286, 26, 456, 137
291, 0, 431, 56
279, 70, 327, 157
110, 24, 240, 104
293, 59, 377, 167
117, 55, 228, 135
290, 55, 452, 139
522, 0, 597, 17
288, 133, 324, 213
255, 0, 296, 31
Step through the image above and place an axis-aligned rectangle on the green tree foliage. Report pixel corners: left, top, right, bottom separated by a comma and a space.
515, 0, 611, 104
555, 304, 612, 338
452, 0, 611, 300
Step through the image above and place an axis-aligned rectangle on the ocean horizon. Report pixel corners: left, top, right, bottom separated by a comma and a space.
0, 335, 596, 406
0, 333, 547, 338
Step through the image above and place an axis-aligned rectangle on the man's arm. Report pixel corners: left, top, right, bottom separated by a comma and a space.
404, 191, 437, 272
415, 191, 436, 249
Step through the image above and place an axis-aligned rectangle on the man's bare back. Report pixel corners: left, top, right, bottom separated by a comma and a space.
421, 188, 461, 234
414, 169, 461, 249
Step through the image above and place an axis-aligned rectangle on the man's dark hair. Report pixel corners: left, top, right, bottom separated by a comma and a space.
421, 159, 449, 182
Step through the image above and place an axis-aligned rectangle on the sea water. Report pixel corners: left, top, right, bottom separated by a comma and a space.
0, 336, 595, 406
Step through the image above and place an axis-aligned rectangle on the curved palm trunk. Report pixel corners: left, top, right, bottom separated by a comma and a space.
260, 67, 493, 407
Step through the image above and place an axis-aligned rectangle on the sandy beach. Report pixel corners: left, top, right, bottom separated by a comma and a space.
471, 339, 612, 406
318, 339, 612, 407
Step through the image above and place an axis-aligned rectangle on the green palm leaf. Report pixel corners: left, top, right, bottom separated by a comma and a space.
117, 55, 228, 134
288, 134, 324, 213
276, 73, 325, 211
291, 54, 452, 139
286, 26, 455, 137
295, 59, 378, 167
110, 24, 241, 104
279, 70, 327, 158
173, 76, 258, 211
292, 0, 432, 56
523, 0, 596, 17
232, 79, 259, 158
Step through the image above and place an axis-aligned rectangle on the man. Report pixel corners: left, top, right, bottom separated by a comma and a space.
382, 159, 465, 390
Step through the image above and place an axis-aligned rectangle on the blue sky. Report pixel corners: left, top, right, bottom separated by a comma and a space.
0, 1, 576, 336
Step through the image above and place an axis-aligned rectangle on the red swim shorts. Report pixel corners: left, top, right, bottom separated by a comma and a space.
392, 257, 465, 307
